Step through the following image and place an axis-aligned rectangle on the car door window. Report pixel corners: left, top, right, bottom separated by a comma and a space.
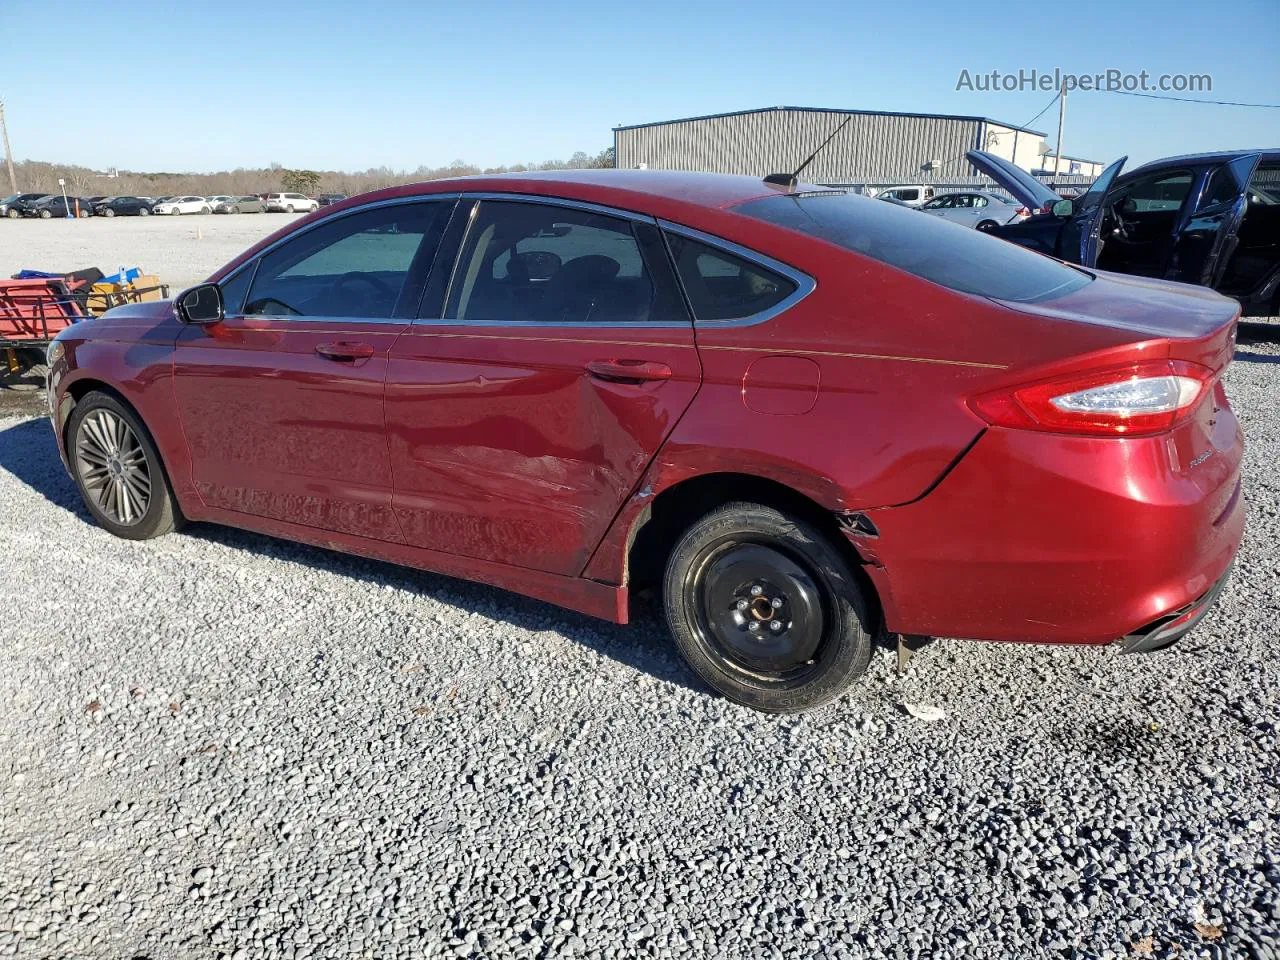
925, 196, 953, 209
972, 196, 988, 208
1119, 172, 1193, 213
244, 203, 447, 319
665, 233, 798, 322
444, 200, 684, 324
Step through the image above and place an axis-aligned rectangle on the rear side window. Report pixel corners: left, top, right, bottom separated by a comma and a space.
737, 192, 1090, 303
665, 233, 796, 322
445, 201, 686, 325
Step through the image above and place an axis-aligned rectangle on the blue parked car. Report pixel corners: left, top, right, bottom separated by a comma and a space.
970, 148, 1280, 317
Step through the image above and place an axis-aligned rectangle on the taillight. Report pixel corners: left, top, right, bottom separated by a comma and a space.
969, 360, 1215, 437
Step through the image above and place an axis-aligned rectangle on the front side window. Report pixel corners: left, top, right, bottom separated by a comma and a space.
445, 201, 681, 324
1118, 171, 1193, 213
243, 202, 447, 319
737, 191, 1090, 304
664, 233, 797, 322
896, 189, 919, 202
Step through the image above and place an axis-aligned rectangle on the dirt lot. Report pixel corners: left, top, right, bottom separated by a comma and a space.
0, 213, 306, 291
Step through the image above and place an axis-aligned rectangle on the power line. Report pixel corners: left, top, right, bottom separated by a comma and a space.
1018, 90, 1063, 130
1100, 89, 1280, 108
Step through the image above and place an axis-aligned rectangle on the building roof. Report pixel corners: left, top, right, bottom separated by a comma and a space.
614, 105, 1047, 138
1044, 151, 1104, 164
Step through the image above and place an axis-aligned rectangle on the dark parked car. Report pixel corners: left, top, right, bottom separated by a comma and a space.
25, 195, 93, 218
1, 193, 52, 218
47, 171, 1243, 712
971, 148, 1280, 317
315, 193, 347, 207
94, 196, 154, 217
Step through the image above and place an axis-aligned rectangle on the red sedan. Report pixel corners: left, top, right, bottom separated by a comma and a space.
45, 171, 1245, 713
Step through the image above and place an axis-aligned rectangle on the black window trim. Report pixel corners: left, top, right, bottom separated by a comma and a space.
658, 220, 817, 328
420, 192, 694, 329
215, 194, 460, 324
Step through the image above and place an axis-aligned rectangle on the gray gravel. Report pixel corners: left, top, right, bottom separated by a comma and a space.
0, 343, 1278, 959
0, 213, 303, 291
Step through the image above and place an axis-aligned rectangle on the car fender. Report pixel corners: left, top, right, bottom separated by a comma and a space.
55, 307, 199, 510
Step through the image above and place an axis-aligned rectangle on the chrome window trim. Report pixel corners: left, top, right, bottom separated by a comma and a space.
463, 192, 656, 224
415, 193, 692, 329
216, 194, 461, 322
657, 220, 816, 328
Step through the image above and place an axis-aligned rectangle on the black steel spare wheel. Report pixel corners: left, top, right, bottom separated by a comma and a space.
663, 502, 874, 713
689, 542, 826, 679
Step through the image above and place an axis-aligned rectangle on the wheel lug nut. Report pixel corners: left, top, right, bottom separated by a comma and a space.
736, 599, 749, 611
771, 597, 783, 609
748, 621, 761, 632
770, 620, 783, 631
749, 585, 764, 597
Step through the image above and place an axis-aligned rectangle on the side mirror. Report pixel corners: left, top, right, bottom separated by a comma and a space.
1051, 198, 1074, 218
176, 283, 223, 324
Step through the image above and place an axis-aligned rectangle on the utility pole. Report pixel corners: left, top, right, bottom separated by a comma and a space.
0, 101, 16, 194
1053, 79, 1067, 177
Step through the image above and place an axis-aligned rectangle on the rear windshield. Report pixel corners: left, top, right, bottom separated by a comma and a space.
737, 192, 1090, 303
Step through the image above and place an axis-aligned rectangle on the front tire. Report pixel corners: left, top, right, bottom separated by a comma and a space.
103, 208, 116, 218
67, 391, 182, 541
977, 220, 998, 232
39, 209, 51, 219
663, 502, 874, 713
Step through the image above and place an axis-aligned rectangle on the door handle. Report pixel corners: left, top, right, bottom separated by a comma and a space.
315, 341, 375, 361
585, 359, 672, 384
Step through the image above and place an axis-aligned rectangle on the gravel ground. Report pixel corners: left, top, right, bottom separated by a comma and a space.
0, 355, 1277, 959
0, 214, 304, 291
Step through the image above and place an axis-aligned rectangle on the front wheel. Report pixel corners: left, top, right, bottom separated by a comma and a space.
171, 208, 181, 215
67, 392, 182, 540
77, 209, 89, 218
663, 502, 874, 713
103, 208, 116, 218
976, 220, 998, 232
39, 209, 51, 219
285, 204, 294, 213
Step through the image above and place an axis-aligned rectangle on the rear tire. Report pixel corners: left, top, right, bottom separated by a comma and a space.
286, 204, 294, 213
5, 208, 17, 219
663, 502, 874, 713
200, 206, 210, 214
67, 391, 182, 541
139, 207, 150, 216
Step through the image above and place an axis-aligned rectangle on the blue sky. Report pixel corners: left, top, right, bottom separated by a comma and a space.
4, 0, 1277, 173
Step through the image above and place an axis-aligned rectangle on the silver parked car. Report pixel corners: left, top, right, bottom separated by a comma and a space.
918, 191, 1028, 230
213, 196, 265, 214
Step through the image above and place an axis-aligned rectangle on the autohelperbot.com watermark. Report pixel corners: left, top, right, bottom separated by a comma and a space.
956, 68, 1212, 94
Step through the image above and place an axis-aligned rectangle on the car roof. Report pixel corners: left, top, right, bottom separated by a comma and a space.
344, 169, 829, 217
1128, 148, 1280, 174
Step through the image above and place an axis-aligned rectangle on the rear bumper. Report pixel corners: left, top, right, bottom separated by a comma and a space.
1114, 563, 1233, 653
855, 420, 1245, 646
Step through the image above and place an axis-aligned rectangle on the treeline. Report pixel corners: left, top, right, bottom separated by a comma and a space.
7, 147, 615, 198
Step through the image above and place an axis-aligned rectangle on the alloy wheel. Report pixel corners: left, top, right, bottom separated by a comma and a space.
74, 409, 152, 526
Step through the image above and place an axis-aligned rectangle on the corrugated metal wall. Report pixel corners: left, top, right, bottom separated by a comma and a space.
614, 109, 987, 184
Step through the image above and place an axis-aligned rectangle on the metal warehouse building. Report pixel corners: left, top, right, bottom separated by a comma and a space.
613, 105, 1053, 192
